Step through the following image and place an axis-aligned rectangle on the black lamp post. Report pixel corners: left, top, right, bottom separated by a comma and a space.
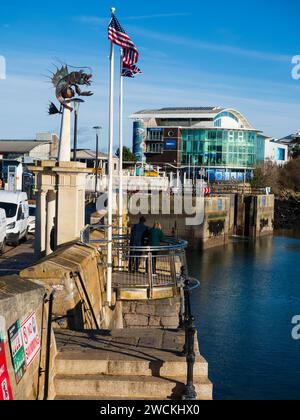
93, 126, 102, 196
72, 98, 85, 162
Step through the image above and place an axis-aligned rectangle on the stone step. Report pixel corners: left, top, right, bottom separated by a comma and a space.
55, 395, 161, 400
54, 374, 213, 400
55, 352, 208, 378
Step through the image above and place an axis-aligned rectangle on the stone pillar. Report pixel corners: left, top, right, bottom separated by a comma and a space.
55, 163, 87, 247
35, 190, 47, 258
58, 105, 71, 162
45, 190, 56, 256
30, 161, 91, 256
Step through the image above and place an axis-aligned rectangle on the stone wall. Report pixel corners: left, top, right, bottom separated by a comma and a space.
0, 276, 56, 400
129, 195, 230, 250
122, 297, 181, 329
20, 241, 123, 331
236, 194, 274, 238
254, 195, 275, 237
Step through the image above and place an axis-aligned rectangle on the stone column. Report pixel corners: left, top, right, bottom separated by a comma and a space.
35, 189, 47, 258
45, 190, 56, 256
55, 163, 87, 247
58, 105, 71, 162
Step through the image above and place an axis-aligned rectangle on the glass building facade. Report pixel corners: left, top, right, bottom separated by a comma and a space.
181, 129, 257, 168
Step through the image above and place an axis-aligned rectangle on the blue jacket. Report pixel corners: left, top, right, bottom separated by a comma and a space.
130, 223, 149, 247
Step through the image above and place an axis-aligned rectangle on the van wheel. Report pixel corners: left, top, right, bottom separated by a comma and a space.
0, 239, 6, 255
13, 235, 20, 247
24, 229, 30, 242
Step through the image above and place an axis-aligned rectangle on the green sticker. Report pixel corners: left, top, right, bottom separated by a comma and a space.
8, 320, 27, 384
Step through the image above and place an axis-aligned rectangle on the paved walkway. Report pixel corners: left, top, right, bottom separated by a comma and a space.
0, 238, 37, 277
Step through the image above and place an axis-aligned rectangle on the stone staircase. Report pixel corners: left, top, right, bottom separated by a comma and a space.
53, 329, 212, 400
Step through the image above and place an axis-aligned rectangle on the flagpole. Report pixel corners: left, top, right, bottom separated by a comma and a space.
107, 7, 116, 307
118, 49, 124, 238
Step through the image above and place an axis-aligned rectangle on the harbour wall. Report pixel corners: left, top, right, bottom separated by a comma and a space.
128, 194, 274, 250
0, 276, 57, 400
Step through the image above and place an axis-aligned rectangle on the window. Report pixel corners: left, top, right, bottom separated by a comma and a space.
0, 202, 17, 218
148, 129, 163, 141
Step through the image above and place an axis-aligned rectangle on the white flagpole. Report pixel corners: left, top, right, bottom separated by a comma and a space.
118, 49, 124, 238
107, 7, 116, 306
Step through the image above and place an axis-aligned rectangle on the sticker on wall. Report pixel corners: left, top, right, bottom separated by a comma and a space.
0, 337, 13, 400
8, 320, 26, 383
21, 313, 41, 367
0, 316, 6, 342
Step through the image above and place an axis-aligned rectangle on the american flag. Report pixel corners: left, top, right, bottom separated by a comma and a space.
108, 14, 139, 67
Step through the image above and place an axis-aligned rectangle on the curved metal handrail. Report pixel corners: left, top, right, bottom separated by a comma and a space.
112, 235, 188, 252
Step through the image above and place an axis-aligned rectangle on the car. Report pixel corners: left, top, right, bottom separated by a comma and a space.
0, 191, 29, 246
0, 208, 7, 254
28, 204, 36, 234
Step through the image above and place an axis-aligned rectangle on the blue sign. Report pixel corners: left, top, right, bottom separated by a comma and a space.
164, 139, 177, 150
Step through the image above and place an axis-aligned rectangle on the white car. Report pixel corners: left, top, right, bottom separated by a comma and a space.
28, 205, 36, 234
0, 208, 7, 254
0, 191, 29, 246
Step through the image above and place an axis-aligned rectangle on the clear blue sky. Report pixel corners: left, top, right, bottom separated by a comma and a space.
0, 0, 299, 151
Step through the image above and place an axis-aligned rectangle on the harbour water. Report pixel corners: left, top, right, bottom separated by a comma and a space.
189, 233, 300, 400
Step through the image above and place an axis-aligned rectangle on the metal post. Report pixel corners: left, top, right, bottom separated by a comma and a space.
181, 269, 197, 401
118, 49, 124, 238
43, 290, 55, 401
107, 9, 115, 306
95, 132, 99, 195
148, 250, 153, 299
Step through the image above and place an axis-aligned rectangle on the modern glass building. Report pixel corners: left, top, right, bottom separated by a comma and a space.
131, 107, 285, 181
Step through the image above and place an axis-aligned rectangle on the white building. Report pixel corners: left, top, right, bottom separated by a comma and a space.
264, 138, 289, 165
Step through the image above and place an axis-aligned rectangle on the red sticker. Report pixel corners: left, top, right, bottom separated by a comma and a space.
0, 339, 13, 401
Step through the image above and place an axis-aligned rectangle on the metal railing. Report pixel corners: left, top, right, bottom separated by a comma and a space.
80, 224, 188, 294
81, 224, 201, 400
43, 290, 55, 401
180, 268, 200, 401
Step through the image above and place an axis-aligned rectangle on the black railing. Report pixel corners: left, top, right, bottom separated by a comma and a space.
43, 289, 55, 401
180, 267, 200, 401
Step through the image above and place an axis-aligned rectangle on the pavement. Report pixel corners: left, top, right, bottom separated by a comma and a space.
0, 237, 37, 277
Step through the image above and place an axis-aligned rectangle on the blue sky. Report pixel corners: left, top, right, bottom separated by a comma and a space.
0, 0, 299, 151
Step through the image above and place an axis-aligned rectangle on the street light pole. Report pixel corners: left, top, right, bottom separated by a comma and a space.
93, 126, 102, 196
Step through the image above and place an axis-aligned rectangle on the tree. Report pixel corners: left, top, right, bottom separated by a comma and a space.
115, 146, 136, 162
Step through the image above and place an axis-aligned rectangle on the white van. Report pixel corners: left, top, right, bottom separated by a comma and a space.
0, 191, 29, 246
0, 208, 7, 254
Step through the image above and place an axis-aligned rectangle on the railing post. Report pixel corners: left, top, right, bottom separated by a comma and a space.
182, 273, 197, 401
43, 289, 55, 401
148, 250, 153, 299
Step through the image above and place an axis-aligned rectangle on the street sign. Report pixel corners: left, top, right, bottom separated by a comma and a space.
8, 321, 26, 383
21, 313, 41, 367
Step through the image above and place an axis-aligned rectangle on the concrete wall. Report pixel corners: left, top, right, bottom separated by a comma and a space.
236, 194, 274, 238
122, 297, 181, 329
0, 276, 56, 400
254, 195, 275, 237
129, 195, 230, 250
20, 242, 123, 331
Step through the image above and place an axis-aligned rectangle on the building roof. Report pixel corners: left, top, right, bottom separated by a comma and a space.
131, 106, 253, 129
132, 107, 224, 119
71, 149, 115, 160
0, 140, 50, 154
278, 133, 300, 144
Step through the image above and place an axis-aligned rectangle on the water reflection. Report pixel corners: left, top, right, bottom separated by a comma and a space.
188, 234, 300, 400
